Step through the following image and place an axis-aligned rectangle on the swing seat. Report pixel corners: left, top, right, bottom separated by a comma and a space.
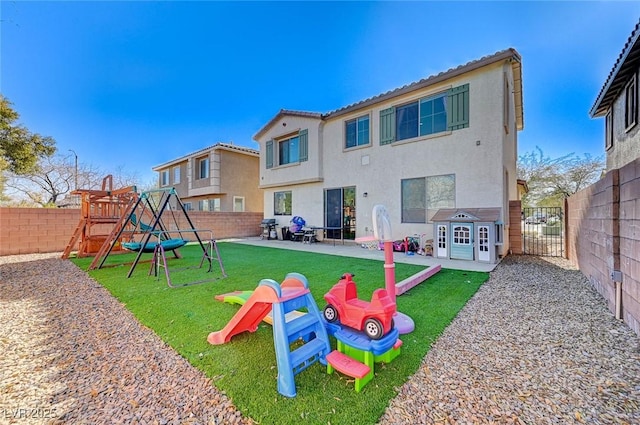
122, 238, 187, 253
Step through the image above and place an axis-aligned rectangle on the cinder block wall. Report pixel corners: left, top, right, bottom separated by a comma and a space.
0, 208, 264, 256
567, 159, 640, 336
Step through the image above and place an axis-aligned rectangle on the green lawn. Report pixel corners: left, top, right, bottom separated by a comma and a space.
71, 242, 487, 425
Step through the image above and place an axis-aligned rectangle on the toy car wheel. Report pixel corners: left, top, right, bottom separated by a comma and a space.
323, 305, 338, 323
364, 318, 384, 340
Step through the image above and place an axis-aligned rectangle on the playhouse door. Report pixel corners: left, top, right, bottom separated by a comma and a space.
437, 225, 448, 257
450, 223, 474, 260
477, 225, 490, 262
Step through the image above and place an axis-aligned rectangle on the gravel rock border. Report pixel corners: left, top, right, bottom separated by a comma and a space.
2, 254, 639, 424
0, 254, 250, 425
378, 255, 640, 424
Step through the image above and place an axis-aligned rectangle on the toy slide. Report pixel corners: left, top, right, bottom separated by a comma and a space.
215, 291, 306, 326
208, 273, 331, 397
208, 279, 310, 345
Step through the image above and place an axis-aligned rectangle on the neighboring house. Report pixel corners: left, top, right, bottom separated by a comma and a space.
591, 19, 640, 171
152, 142, 262, 212
253, 48, 524, 263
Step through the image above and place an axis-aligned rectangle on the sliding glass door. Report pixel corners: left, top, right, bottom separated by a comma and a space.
324, 187, 356, 240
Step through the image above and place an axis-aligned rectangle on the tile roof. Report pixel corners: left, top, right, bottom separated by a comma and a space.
431, 208, 502, 223
152, 142, 259, 170
325, 48, 521, 119
253, 48, 523, 140
591, 19, 640, 117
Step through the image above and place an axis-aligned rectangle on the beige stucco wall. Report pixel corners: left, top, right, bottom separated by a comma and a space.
256, 59, 520, 254
154, 147, 261, 213
257, 116, 324, 188
219, 150, 262, 212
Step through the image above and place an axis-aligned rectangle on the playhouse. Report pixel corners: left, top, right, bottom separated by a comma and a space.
431, 208, 504, 263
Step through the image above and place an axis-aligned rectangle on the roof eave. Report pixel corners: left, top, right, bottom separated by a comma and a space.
253, 109, 323, 141
325, 48, 522, 120
590, 19, 640, 118
152, 143, 259, 171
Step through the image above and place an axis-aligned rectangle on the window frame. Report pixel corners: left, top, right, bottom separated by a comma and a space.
401, 177, 426, 223
345, 114, 370, 149
278, 134, 300, 166
274, 191, 292, 215
173, 166, 181, 184
605, 109, 613, 151
625, 73, 637, 131
160, 170, 169, 186
197, 156, 209, 179
426, 174, 456, 222
233, 196, 245, 212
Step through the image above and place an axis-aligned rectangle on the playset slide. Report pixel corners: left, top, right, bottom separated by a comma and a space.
207, 280, 309, 345
215, 291, 305, 326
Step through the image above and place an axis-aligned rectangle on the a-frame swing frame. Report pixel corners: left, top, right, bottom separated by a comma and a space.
97, 187, 224, 284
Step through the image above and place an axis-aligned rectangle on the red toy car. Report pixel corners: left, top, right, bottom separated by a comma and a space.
323, 273, 396, 340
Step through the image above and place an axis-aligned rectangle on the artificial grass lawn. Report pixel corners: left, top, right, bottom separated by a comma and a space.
71, 242, 488, 425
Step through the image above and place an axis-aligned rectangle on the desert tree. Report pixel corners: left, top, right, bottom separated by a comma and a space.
518, 147, 604, 207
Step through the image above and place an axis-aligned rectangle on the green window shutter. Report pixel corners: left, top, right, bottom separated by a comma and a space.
447, 84, 469, 130
299, 129, 308, 162
266, 140, 274, 169
380, 107, 396, 145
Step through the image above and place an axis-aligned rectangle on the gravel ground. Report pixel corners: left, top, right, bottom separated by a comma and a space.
0, 254, 250, 425
378, 255, 640, 425
1, 254, 639, 424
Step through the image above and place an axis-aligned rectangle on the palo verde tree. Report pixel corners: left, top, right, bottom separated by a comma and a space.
517, 147, 605, 207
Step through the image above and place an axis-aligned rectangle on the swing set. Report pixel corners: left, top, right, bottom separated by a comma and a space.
96, 187, 227, 287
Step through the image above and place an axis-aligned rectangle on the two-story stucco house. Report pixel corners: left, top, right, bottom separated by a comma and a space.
253, 48, 524, 263
152, 142, 262, 212
591, 20, 640, 171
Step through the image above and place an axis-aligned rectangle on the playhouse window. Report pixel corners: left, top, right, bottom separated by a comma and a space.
453, 226, 471, 244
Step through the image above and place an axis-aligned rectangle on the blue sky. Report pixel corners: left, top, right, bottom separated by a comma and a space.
2, 1, 639, 185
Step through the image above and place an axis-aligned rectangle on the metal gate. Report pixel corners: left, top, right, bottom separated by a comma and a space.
521, 206, 564, 257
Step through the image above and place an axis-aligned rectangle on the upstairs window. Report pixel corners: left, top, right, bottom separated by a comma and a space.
605, 110, 613, 150
266, 129, 308, 169
345, 115, 370, 148
279, 135, 299, 165
380, 84, 469, 145
160, 170, 169, 186
625, 73, 637, 130
198, 156, 209, 179
173, 166, 181, 184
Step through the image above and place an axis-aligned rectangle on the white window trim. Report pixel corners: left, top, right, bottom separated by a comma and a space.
233, 196, 245, 212
173, 166, 181, 184
344, 113, 371, 150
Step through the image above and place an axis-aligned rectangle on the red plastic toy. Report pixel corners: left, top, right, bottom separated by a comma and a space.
323, 273, 396, 340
